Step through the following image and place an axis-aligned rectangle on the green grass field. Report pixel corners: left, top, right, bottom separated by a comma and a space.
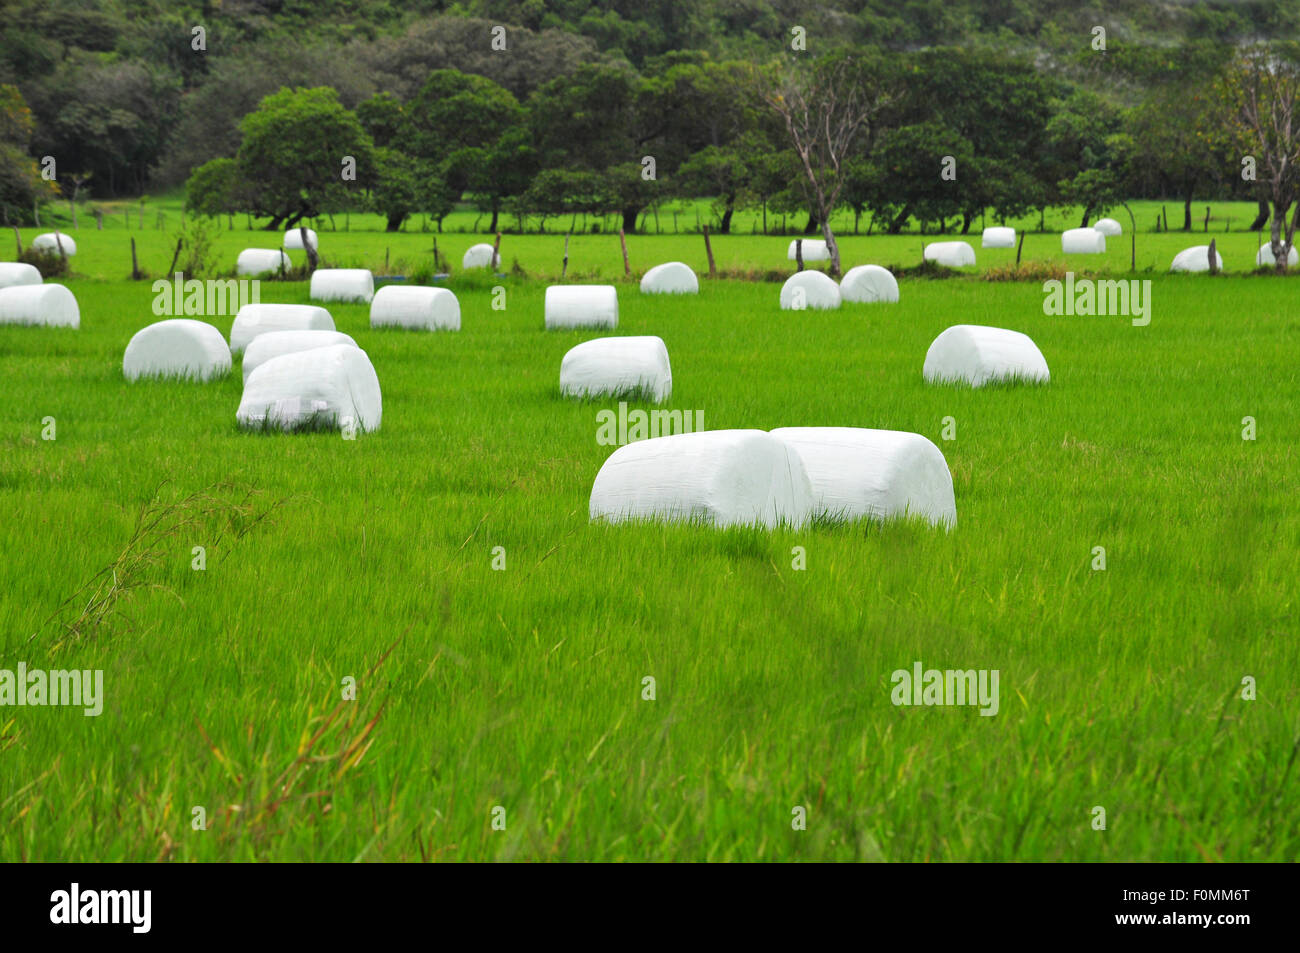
1, 211, 1298, 861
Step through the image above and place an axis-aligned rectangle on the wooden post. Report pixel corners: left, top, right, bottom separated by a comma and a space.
619, 228, 630, 277
1015, 230, 1025, 267
1208, 238, 1218, 276
13, 225, 21, 257
95, 208, 103, 230
167, 238, 183, 276
795, 238, 804, 271
562, 233, 570, 279
1204, 206, 1211, 233
702, 224, 716, 278
301, 226, 317, 273
384, 247, 390, 273
130, 237, 140, 280
54, 232, 67, 259
492, 231, 502, 271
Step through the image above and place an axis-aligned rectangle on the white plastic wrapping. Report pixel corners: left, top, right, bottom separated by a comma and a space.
241, 329, 359, 382
236, 248, 290, 276
0, 262, 42, 288
1062, 228, 1106, 254
545, 285, 618, 329
237, 344, 381, 433
31, 232, 76, 256
839, 264, 899, 304
589, 429, 815, 529
924, 241, 976, 267
1093, 218, 1122, 236
462, 243, 499, 269
1256, 243, 1297, 267
310, 268, 375, 303
123, 318, 231, 381
283, 227, 318, 251
787, 239, 830, 261
560, 335, 672, 402
640, 261, 699, 294
923, 324, 1049, 388
369, 285, 460, 331
0, 283, 80, 327
770, 427, 956, 528
780, 270, 842, 310
229, 303, 335, 353
1170, 246, 1224, 273
982, 227, 1016, 248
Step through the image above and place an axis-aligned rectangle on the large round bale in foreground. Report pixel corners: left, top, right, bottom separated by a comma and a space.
924, 241, 976, 267
0, 283, 80, 327
237, 344, 381, 434
839, 264, 899, 304
283, 227, 318, 251
229, 303, 334, 353
982, 226, 1015, 248
123, 319, 231, 382
236, 248, 290, 276
780, 270, 841, 310
1093, 217, 1123, 236
0, 262, 42, 288
310, 268, 375, 303
787, 239, 830, 261
370, 285, 460, 331
770, 427, 956, 528
1170, 245, 1224, 273
640, 261, 699, 295
545, 285, 618, 330
590, 430, 814, 529
923, 324, 1049, 388
1256, 243, 1299, 267
560, 336, 672, 402
1062, 228, 1105, 254
32, 232, 76, 256
242, 330, 359, 383
462, 243, 499, 269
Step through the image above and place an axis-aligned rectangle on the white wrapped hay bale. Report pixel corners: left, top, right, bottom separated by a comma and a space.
923, 241, 976, 267
640, 261, 699, 295
1093, 218, 1122, 236
462, 243, 499, 269
236, 248, 290, 276
32, 232, 76, 256
982, 227, 1016, 248
1256, 243, 1298, 267
369, 285, 460, 331
839, 265, 899, 304
780, 270, 841, 310
770, 427, 956, 528
545, 285, 618, 330
237, 344, 381, 433
1062, 228, 1105, 254
1170, 245, 1224, 273
590, 429, 814, 529
242, 329, 359, 383
310, 268, 374, 303
923, 325, 1049, 388
123, 319, 231, 382
0, 262, 42, 288
787, 239, 830, 261
560, 336, 672, 402
283, 227, 318, 251
0, 283, 79, 327
229, 303, 334, 353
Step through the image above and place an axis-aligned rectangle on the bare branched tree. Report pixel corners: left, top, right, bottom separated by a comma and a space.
759, 54, 895, 277
1223, 44, 1300, 273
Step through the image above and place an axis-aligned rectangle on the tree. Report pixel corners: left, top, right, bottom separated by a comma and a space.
1044, 90, 1129, 227
185, 157, 239, 219
1220, 43, 1300, 272
759, 52, 897, 275
0, 84, 58, 225
234, 87, 375, 230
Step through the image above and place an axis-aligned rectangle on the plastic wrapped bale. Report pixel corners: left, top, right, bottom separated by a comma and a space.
1062, 228, 1106, 254
1256, 243, 1299, 267
229, 303, 334, 354
283, 227, 318, 251
238, 344, 381, 433
370, 285, 460, 331
544, 285, 618, 330
839, 265, 899, 304
1093, 218, 1123, 236
462, 243, 499, 269
32, 232, 76, 256
923, 241, 976, 267
981, 227, 1016, 248
0, 262, 42, 288
242, 330, 359, 383
310, 268, 375, 303
780, 270, 841, 310
560, 336, 672, 402
123, 319, 231, 382
640, 262, 699, 295
770, 427, 956, 528
236, 249, 290, 276
1170, 245, 1224, 273
787, 239, 830, 261
923, 325, 1049, 388
589, 429, 814, 529
0, 284, 80, 327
